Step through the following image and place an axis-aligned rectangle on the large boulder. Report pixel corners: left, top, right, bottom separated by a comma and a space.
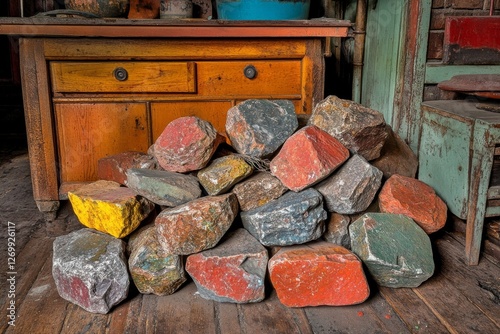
225, 99, 298, 158
268, 241, 370, 307
155, 193, 239, 255
349, 213, 435, 288
186, 229, 268, 303
52, 228, 129, 314
308, 95, 388, 161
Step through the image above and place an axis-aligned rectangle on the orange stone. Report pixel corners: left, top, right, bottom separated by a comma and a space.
378, 174, 447, 234
268, 241, 370, 307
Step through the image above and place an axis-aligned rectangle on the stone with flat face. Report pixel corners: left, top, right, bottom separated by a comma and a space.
52, 228, 129, 314
270, 125, 350, 192
153, 116, 223, 173
128, 225, 186, 296
308, 95, 388, 161
186, 228, 268, 303
197, 155, 253, 195
97, 151, 157, 185
126, 168, 202, 207
349, 213, 435, 288
232, 172, 288, 211
268, 241, 370, 307
315, 154, 383, 214
68, 180, 154, 238
240, 188, 326, 247
225, 99, 298, 158
155, 193, 239, 255
378, 174, 447, 234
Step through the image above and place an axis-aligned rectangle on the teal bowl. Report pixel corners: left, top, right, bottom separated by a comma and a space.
216, 0, 311, 20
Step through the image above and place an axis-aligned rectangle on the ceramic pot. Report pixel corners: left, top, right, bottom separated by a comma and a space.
64, 0, 130, 17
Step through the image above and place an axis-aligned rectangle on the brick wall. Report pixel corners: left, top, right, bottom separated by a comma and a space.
427, 0, 499, 61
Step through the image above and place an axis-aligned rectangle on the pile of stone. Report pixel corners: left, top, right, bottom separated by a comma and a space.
52, 96, 447, 314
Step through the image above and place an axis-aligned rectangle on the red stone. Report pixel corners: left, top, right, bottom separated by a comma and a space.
378, 174, 448, 234
97, 151, 155, 185
270, 125, 349, 192
185, 229, 267, 303
268, 241, 370, 307
153, 116, 224, 173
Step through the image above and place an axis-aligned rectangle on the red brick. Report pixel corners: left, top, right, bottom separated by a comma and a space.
270, 125, 349, 192
378, 174, 447, 234
451, 0, 483, 9
427, 31, 444, 60
268, 241, 370, 307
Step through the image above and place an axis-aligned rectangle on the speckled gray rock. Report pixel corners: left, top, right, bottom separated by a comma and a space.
308, 95, 388, 161
349, 213, 435, 288
315, 155, 383, 214
125, 168, 202, 207
232, 172, 288, 211
226, 99, 298, 158
186, 228, 268, 303
197, 155, 253, 195
52, 228, 129, 314
128, 225, 186, 296
241, 188, 327, 247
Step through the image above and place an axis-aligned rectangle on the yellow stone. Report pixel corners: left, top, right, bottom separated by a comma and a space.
68, 180, 153, 238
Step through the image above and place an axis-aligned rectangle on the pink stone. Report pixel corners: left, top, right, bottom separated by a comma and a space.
378, 174, 448, 234
185, 229, 268, 303
270, 125, 350, 191
153, 116, 224, 173
97, 151, 156, 185
268, 241, 370, 307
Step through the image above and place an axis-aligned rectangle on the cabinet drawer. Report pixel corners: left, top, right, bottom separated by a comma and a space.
197, 60, 302, 96
50, 61, 196, 93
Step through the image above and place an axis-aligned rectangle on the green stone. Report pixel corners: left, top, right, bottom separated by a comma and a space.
349, 213, 434, 288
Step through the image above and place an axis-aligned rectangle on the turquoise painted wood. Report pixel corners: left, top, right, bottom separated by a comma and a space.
418, 100, 500, 265
418, 103, 472, 219
425, 64, 500, 84
361, 0, 407, 125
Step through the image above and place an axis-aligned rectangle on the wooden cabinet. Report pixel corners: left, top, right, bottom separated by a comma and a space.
0, 19, 350, 216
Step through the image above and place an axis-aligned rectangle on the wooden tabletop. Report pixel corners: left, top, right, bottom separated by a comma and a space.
0, 17, 351, 38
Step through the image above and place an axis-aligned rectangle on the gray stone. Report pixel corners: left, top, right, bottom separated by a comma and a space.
125, 168, 202, 207
128, 225, 186, 296
52, 228, 129, 314
323, 213, 351, 249
349, 213, 435, 288
155, 193, 239, 255
315, 154, 383, 214
186, 228, 268, 303
225, 99, 298, 158
232, 172, 288, 211
241, 188, 327, 247
308, 95, 388, 161
197, 155, 253, 195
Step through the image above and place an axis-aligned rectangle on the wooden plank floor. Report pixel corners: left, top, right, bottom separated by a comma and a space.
1, 153, 499, 333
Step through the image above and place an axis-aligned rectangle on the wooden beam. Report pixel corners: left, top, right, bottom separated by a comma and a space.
425, 64, 500, 84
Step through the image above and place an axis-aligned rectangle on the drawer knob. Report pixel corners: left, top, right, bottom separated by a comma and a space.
243, 65, 257, 79
113, 67, 128, 81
